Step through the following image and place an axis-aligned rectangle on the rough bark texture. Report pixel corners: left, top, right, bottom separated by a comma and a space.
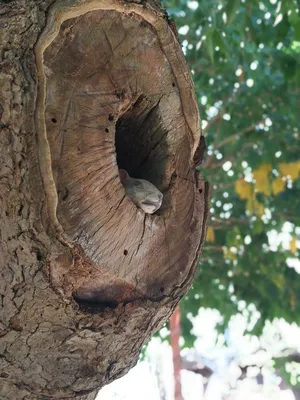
0, 0, 208, 399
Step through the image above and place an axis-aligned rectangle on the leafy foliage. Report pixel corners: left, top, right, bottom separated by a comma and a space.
162, 0, 300, 344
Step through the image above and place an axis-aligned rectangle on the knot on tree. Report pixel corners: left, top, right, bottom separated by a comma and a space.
35, 0, 208, 311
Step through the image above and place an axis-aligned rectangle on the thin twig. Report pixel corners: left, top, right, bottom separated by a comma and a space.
216, 120, 265, 150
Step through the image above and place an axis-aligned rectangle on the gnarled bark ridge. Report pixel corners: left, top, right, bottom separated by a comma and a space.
0, 0, 208, 399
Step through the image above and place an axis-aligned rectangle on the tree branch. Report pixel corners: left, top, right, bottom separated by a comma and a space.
203, 245, 224, 252
205, 141, 257, 169
216, 120, 265, 150
181, 359, 213, 379
210, 217, 250, 228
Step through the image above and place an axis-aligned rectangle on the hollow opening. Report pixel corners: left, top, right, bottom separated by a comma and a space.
115, 96, 169, 212
73, 288, 119, 313
72, 282, 143, 313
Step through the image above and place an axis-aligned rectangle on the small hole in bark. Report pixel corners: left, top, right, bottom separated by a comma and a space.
17, 204, 23, 216
199, 189, 203, 194
73, 287, 120, 313
62, 187, 69, 201
123, 249, 128, 255
108, 114, 114, 121
105, 128, 109, 133
35, 248, 43, 261
172, 82, 176, 87
51, 118, 57, 123
160, 287, 164, 293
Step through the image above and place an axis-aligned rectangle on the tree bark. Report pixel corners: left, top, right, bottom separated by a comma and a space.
170, 306, 184, 400
0, 0, 208, 399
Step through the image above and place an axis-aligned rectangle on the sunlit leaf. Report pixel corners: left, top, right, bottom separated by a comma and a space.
206, 226, 215, 242
290, 293, 296, 310
290, 236, 297, 254
272, 176, 286, 195
235, 179, 252, 200
252, 164, 272, 196
279, 161, 300, 181
272, 274, 286, 289
246, 196, 265, 216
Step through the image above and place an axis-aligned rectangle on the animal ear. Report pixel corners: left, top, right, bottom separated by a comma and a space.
119, 169, 128, 183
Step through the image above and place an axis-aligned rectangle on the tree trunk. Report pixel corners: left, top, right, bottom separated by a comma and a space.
170, 306, 184, 400
0, 0, 208, 399
292, 388, 300, 400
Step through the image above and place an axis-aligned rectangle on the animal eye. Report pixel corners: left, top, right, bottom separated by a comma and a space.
133, 181, 142, 188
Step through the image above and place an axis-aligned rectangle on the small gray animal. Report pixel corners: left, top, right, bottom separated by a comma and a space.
119, 169, 163, 214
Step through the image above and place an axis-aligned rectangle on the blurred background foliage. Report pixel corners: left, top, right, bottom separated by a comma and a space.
160, 0, 300, 346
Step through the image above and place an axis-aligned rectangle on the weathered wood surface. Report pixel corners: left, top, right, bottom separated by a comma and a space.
0, 0, 208, 398
42, 7, 206, 304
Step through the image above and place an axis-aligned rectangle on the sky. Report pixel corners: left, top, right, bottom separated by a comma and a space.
97, 309, 300, 400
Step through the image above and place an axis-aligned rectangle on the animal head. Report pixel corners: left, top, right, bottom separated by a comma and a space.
119, 169, 163, 214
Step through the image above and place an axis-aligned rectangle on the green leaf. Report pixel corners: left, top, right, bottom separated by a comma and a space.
245, 16, 257, 43
288, 11, 300, 40
252, 219, 263, 234
276, 14, 291, 42
212, 29, 229, 55
224, 0, 241, 25
159, 0, 300, 361
205, 27, 215, 63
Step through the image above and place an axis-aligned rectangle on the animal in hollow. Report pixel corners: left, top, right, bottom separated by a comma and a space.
119, 169, 163, 214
